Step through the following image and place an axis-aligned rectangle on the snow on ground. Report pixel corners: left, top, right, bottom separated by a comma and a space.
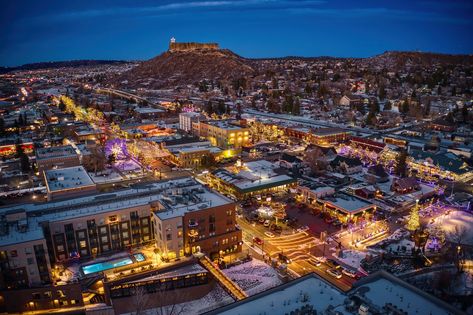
114, 159, 142, 172
334, 250, 367, 269
385, 228, 409, 242
123, 283, 235, 315
89, 170, 123, 183
222, 258, 283, 296
428, 210, 473, 246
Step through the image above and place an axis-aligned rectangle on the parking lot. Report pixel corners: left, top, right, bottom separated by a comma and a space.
285, 203, 340, 236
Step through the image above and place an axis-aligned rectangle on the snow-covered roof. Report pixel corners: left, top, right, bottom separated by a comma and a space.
44, 166, 95, 192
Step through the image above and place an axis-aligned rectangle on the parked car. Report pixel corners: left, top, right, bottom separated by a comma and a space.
308, 258, 322, 267
326, 259, 341, 269
264, 231, 275, 238
263, 220, 271, 227
342, 268, 358, 279
253, 237, 264, 246
258, 217, 265, 224
326, 268, 342, 279
333, 220, 342, 227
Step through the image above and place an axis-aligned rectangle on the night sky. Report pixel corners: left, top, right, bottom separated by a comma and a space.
1, 0, 472, 66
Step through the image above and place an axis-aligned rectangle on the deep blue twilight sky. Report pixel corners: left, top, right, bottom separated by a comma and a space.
0, 0, 472, 66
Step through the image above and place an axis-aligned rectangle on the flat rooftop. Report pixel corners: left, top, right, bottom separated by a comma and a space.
312, 127, 348, 136
0, 177, 232, 227
323, 192, 374, 214
44, 166, 95, 192
206, 120, 244, 130
212, 160, 296, 194
36, 145, 78, 160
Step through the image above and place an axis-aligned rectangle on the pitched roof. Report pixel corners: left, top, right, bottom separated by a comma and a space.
411, 149, 470, 174
330, 155, 362, 168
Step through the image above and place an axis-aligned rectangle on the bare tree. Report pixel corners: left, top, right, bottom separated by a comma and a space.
448, 226, 466, 272
132, 286, 150, 315
153, 285, 189, 315
305, 147, 328, 174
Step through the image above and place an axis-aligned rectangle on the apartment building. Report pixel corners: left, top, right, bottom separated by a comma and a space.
0, 210, 51, 289
0, 177, 241, 280
152, 178, 242, 260
179, 112, 205, 132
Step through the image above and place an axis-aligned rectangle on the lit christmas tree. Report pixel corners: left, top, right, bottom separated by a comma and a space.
406, 200, 420, 232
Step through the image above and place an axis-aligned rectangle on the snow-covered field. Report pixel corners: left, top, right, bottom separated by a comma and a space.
115, 159, 142, 172
222, 258, 283, 296
334, 250, 367, 269
427, 211, 473, 246
125, 284, 234, 315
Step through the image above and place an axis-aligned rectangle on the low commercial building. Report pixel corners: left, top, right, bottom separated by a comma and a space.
36, 145, 80, 174
316, 192, 377, 222
167, 142, 222, 168
309, 127, 350, 145
209, 160, 297, 199
408, 149, 473, 182
44, 166, 97, 201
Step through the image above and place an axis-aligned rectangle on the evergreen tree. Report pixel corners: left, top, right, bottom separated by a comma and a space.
406, 202, 420, 232
20, 154, 30, 172
378, 85, 386, 100
292, 97, 301, 115
394, 149, 408, 178
18, 113, 24, 126
462, 106, 469, 121
304, 84, 312, 96
236, 103, 242, 119
205, 100, 214, 115
0, 117, 4, 136
366, 112, 376, 125
217, 100, 226, 115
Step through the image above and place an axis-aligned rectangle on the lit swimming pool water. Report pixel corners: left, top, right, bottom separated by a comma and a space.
82, 257, 133, 275
134, 253, 145, 262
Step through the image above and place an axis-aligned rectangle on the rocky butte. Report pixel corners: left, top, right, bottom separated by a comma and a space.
168, 37, 219, 52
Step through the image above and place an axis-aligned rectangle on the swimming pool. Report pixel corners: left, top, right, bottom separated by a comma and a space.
134, 253, 145, 262
82, 256, 133, 275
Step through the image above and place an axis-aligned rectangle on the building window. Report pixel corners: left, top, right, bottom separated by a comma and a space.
101, 236, 108, 243
100, 227, 107, 234
27, 258, 34, 265
56, 245, 64, 252
10, 250, 17, 257
24, 247, 32, 255
166, 234, 172, 241
122, 231, 129, 238
142, 227, 149, 234
79, 241, 87, 248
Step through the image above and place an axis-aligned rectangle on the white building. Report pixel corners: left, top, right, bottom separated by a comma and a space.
179, 112, 203, 132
